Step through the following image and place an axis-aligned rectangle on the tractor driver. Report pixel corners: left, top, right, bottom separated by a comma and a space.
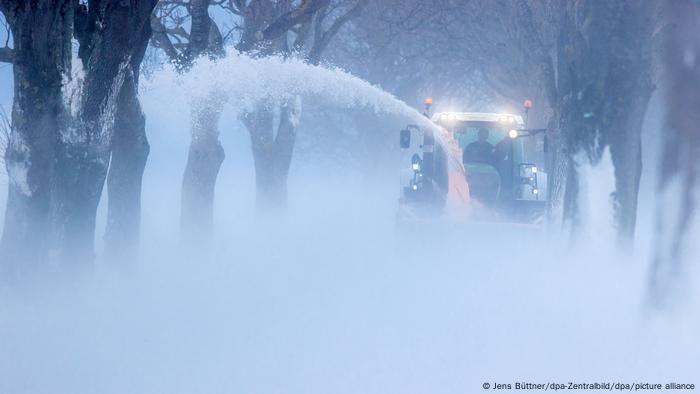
463, 128, 495, 165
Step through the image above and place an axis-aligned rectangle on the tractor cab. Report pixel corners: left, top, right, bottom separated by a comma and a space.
398, 101, 548, 223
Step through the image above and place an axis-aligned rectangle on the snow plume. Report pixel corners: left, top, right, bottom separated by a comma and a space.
574, 147, 617, 250
142, 50, 466, 201
143, 50, 440, 143
284, 95, 303, 129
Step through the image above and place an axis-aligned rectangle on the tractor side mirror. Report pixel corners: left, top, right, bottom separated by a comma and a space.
400, 128, 411, 149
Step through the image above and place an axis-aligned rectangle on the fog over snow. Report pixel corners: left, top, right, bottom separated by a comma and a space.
0, 47, 699, 394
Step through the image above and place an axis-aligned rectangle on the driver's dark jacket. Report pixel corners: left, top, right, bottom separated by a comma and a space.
463, 141, 495, 165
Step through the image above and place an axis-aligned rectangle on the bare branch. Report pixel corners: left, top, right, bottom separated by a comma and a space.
237, 0, 330, 52
308, 0, 366, 64
150, 13, 182, 62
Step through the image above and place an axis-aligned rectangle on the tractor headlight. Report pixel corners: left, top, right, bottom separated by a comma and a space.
441, 113, 456, 122
508, 129, 519, 139
411, 153, 422, 172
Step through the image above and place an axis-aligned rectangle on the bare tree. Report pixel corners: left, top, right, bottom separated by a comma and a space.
553, 1, 655, 244
648, 0, 700, 308
233, 0, 365, 211
0, 0, 74, 269
104, 6, 157, 265
150, 0, 227, 243
473, 0, 654, 245
57, 0, 158, 267
0, 0, 157, 270
150, 0, 365, 240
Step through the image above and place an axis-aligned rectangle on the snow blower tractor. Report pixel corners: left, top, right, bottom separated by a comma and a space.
397, 99, 548, 224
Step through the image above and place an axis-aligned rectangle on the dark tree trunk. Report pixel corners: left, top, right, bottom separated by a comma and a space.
561, 152, 579, 235
243, 99, 300, 212
648, 0, 700, 308
172, 0, 228, 243
104, 72, 150, 264
601, 0, 654, 245
103, 8, 153, 265
607, 85, 653, 245
236, 4, 297, 213
553, 1, 653, 243
181, 103, 225, 243
0, 1, 73, 270
545, 108, 568, 229
53, 146, 111, 267
51, 0, 157, 268
544, 5, 574, 233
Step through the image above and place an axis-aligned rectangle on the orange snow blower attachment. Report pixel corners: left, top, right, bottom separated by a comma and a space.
442, 129, 471, 215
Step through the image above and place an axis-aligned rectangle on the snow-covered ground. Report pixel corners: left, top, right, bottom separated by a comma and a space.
1, 173, 699, 393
